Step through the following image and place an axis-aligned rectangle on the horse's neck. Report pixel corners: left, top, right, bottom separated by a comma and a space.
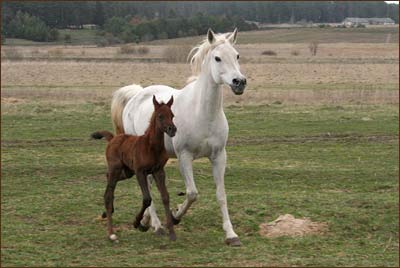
189, 66, 223, 121
144, 117, 165, 153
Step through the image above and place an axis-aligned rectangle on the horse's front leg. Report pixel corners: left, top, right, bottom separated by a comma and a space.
153, 168, 176, 241
173, 151, 198, 221
133, 171, 152, 228
139, 175, 165, 235
209, 148, 240, 246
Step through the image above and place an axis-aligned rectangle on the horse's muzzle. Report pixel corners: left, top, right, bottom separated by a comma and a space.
165, 126, 177, 137
230, 84, 246, 95
230, 78, 247, 95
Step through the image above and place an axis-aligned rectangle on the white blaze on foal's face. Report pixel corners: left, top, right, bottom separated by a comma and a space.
207, 29, 247, 95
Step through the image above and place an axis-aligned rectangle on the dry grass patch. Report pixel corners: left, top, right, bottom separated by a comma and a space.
163, 46, 192, 63
259, 214, 328, 238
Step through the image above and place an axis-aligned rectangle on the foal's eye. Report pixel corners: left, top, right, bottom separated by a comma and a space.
237, 54, 240, 60
215, 56, 221, 62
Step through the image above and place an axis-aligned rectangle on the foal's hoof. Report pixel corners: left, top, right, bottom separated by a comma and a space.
172, 215, 181, 225
169, 233, 177, 241
109, 234, 119, 243
225, 237, 241, 247
137, 223, 150, 232
154, 227, 166, 236
101, 212, 107, 219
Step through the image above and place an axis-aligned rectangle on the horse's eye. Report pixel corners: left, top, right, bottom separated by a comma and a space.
215, 56, 221, 62
237, 54, 240, 60
158, 114, 164, 121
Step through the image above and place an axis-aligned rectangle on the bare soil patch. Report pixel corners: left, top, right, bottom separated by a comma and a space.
1, 97, 26, 104
259, 214, 328, 238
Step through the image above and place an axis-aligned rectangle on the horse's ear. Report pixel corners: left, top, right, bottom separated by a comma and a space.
166, 96, 174, 108
207, 28, 216, 44
228, 28, 238, 44
152, 95, 160, 109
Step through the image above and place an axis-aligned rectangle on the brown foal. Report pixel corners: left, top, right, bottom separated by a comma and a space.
92, 95, 177, 242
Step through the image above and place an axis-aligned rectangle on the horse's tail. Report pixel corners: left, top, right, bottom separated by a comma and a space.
111, 84, 143, 134
91, 131, 114, 142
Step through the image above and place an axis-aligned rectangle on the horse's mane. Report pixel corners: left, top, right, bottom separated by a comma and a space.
186, 32, 231, 84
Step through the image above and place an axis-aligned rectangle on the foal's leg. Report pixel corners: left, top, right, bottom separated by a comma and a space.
104, 168, 122, 241
101, 167, 134, 219
173, 151, 198, 221
209, 149, 240, 246
139, 175, 165, 235
153, 169, 176, 241
133, 171, 152, 228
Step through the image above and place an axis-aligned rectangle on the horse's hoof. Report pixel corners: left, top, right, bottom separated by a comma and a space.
109, 234, 118, 242
101, 212, 107, 219
133, 220, 141, 229
154, 228, 166, 236
137, 223, 150, 232
169, 233, 177, 241
172, 215, 181, 225
225, 237, 241, 247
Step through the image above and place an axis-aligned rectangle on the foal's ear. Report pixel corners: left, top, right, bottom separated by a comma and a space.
152, 95, 161, 109
228, 28, 238, 44
166, 96, 174, 108
207, 28, 216, 44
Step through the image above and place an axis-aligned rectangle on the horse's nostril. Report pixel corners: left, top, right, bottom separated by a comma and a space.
243, 78, 247, 85
232, 78, 239, 85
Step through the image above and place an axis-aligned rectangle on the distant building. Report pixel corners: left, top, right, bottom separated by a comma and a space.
82, 24, 98, 30
342, 17, 395, 27
343, 17, 369, 27
368, 18, 395, 25
244, 20, 261, 27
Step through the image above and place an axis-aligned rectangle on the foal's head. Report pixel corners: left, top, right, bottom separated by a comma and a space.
152, 95, 176, 137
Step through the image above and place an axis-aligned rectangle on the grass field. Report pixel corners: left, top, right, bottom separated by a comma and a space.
1, 27, 399, 266
1, 101, 398, 266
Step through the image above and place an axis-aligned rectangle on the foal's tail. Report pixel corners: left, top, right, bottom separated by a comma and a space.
111, 84, 143, 135
91, 131, 114, 142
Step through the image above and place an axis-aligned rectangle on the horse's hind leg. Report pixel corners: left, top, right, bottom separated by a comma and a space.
154, 169, 176, 241
104, 167, 122, 241
101, 167, 134, 218
133, 171, 152, 228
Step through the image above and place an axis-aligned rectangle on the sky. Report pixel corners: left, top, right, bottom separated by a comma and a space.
385, 1, 399, 4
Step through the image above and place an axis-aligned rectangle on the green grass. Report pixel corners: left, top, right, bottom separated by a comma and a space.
1, 101, 398, 266
5, 29, 102, 46
57, 29, 103, 45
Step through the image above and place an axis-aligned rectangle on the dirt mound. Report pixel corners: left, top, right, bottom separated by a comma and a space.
259, 214, 328, 238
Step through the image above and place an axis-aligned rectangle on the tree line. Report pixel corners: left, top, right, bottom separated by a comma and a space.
102, 14, 257, 43
1, 1, 398, 43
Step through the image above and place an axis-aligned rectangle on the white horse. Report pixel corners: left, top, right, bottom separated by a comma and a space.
110, 28, 247, 246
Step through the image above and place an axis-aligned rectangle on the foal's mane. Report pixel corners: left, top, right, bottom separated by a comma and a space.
144, 103, 168, 136
186, 32, 231, 83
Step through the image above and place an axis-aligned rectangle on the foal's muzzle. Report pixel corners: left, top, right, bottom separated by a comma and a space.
230, 78, 247, 95
165, 125, 177, 137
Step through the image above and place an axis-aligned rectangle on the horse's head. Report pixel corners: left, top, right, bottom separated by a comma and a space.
152, 95, 177, 137
206, 28, 247, 95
